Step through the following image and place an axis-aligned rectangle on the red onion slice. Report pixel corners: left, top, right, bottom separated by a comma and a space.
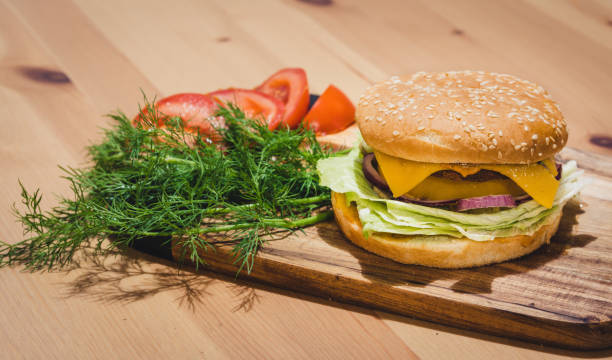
456, 195, 516, 212
362, 153, 388, 190
555, 162, 562, 180
397, 194, 458, 207
513, 194, 532, 204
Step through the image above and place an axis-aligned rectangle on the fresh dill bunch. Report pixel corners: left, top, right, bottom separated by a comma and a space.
2, 100, 333, 274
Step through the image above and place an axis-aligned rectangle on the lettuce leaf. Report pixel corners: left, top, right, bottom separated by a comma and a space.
317, 147, 584, 241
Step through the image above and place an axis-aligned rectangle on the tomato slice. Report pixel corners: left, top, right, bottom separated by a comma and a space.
207, 89, 285, 131
303, 85, 355, 135
255, 68, 309, 129
133, 93, 222, 142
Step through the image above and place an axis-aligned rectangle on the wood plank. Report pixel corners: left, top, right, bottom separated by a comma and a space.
71, 0, 386, 100
173, 145, 612, 350
5, 0, 157, 115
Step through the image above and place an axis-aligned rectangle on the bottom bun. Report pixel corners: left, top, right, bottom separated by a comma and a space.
331, 192, 562, 268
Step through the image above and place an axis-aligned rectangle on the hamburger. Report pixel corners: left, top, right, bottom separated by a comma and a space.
317, 71, 584, 268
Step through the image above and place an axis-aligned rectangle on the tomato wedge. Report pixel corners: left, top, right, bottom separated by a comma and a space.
207, 89, 285, 131
255, 68, 309, 129
133, 93, 223, 142
303, 85, 355, 135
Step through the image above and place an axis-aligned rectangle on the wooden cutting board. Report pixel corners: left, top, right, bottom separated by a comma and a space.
167, 135, 612, 350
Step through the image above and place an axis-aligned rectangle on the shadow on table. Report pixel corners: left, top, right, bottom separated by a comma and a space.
59, 245, 259, 313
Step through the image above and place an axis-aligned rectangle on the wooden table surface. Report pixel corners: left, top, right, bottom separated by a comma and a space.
1, 0, 612, 358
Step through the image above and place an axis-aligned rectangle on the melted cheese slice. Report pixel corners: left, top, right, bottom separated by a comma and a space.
409, 177, 525, 201
541, 158, 558, 177
374, 151, 560, 208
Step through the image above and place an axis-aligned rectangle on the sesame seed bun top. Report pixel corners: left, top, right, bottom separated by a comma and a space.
356, 71, 568, 164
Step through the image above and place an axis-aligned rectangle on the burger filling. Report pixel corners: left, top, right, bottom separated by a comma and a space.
372, 150, 560, 209
362, 151, 562, 212
316, 145, 583, 241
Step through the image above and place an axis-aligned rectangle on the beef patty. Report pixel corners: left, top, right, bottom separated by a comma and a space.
431, 169, 509, 182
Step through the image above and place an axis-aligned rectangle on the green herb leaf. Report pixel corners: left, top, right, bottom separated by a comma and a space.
2, 100, 332, 274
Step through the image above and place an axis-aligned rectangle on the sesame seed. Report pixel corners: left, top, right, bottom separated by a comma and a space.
492, 138, 498, 145
417, 126, 425, 131
514, 144, 521, 150
498, 151, 503, 159
524, 125, 529, 131
398, 115, 404, 120
392, 130, 400, 136
532, 134, 538, 140
538, 152, 542, 156
498, 130, 503, 137
454, 135, 461, 140
545, 137, 550, 145
552, 144, 557, 149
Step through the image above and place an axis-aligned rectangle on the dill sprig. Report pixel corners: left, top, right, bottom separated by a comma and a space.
1, 101, 333, 274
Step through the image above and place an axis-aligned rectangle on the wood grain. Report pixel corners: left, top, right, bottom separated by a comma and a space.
2, 0, 612, 358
